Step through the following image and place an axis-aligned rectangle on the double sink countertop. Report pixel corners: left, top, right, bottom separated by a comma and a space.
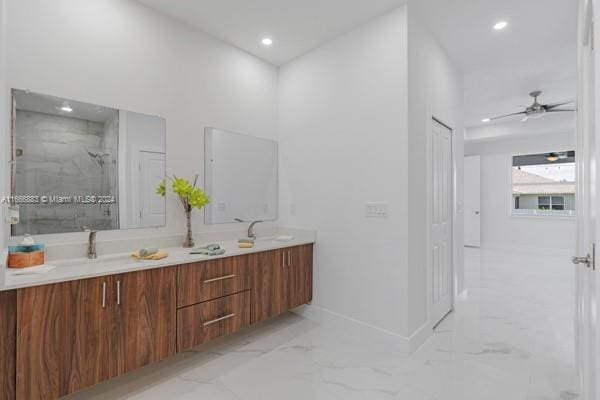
0, 229, 316, 292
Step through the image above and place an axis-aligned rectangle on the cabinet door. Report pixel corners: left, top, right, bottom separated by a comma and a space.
251, 249, 287, 323
61, 277, 113, 395
16, 283, 64, 400
0, 290, 16, 400
286, 245, 314, 310
114, 268, 176, 375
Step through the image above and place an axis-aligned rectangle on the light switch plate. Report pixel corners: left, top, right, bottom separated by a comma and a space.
365, 202, 388, 218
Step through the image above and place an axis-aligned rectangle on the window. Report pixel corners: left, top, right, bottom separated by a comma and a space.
538, 196, 565, 210
512, 151, 575, 217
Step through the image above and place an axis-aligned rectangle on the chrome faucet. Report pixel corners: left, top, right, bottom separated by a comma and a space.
82, 226, 98, 259
234, 218, 264, 239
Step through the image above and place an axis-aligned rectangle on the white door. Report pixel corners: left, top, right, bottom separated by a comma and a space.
430, 118, 453, 326
139, 151, 166, 227
464, 155, 481, 247
575, 0, 599, 398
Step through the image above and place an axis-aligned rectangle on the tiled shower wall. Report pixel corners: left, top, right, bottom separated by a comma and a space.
13, 110, 118, 235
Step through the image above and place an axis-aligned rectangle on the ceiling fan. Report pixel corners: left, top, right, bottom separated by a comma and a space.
489, 90, 576, 122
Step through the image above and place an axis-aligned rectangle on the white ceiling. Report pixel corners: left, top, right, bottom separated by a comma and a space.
413, 0, 578, 138
138, 0, 579, 141
137, 0, 407, 65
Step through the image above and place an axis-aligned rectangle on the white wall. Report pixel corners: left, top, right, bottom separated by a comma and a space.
278, 7, 410, 337
406, 6, 465, 334
278, 5, 464, 344
5, 0, 278, 244
0, 0, 6, 250
465, 132, 576, 250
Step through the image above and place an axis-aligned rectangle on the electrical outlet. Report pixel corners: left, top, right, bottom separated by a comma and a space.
365, 202, 388, 218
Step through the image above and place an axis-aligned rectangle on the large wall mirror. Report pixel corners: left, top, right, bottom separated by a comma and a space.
10, 89, 166, 235
204, 127, 278, 224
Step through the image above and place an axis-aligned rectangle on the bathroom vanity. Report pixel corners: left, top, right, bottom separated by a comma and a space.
0, 238, 313, 399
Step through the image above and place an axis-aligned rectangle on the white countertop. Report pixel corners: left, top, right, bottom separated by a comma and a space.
0, 231, 315, 292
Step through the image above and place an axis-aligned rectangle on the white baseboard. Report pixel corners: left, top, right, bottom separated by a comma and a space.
293, 304, 433, 354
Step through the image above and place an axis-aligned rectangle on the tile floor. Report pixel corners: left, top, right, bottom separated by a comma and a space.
67, 247, 578, 400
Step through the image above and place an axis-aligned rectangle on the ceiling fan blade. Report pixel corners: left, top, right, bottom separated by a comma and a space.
546, 109, 577, 112
546, 100, 575, 110
490, 111, 527, 121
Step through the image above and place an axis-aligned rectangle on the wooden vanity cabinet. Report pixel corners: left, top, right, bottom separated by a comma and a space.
7, 243, 312, 399
15, 267, 176, 399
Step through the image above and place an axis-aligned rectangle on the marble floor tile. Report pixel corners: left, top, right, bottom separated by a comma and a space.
65, 246, 578, 400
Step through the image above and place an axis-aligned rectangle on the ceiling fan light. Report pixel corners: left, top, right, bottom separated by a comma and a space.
546, 153, 559, 162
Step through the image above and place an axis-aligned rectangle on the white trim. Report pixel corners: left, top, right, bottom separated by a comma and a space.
293, 305, 413, 353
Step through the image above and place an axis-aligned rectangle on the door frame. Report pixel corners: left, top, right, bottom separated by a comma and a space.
576, 0, 599, 398
129, 144, 165, 228
426, 114, 456, 329
463, 155, 481, 248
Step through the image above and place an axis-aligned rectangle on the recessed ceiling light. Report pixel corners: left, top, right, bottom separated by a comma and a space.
493, 21, 508, 31
482, 118, 491, 123
60, 106, 73, 113
261, 38, 273, 46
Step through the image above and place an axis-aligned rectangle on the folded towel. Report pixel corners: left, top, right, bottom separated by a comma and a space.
238, 242, 254, 249
190, 248, 226, 256
238, 238, 255, 244
139, 247, 158, 257
131, 251, 169, 260
197, 243, 221, 251
8, 264, 56, 275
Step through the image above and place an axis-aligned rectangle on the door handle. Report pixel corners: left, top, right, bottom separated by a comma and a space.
116, 280, 121, 305
572, 244, 595, 270
102, 282, 107, 308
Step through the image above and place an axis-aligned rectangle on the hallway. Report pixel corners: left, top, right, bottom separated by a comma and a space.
68, 246, 577, 400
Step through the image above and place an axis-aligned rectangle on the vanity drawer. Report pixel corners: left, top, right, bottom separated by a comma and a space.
177, 291, 250, 351
177, 256, 250, 307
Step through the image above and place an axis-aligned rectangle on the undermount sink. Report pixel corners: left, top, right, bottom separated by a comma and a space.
53, 254, 133, 268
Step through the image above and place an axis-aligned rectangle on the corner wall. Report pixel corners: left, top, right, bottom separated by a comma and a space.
465, 133, 576, 250
278, 7, 410, 338
407, 6, 465, 335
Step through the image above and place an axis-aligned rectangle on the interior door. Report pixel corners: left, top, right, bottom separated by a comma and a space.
139, 151, 166, 227
464, 155, 481, 247
576, 1, 599, 397
430, 118, 453, 327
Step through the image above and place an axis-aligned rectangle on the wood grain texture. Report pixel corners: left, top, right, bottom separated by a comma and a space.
0, 291, 17, 400
177, 291, 250, 352
250, 249, 286, 324
178, 256, 250, 307
16, 284, 63, 400
60, 277, 113, 396
115, 268, 176, 375
287, 245, 314, 309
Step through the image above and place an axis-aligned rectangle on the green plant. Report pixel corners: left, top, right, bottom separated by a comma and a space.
157, 174, 210, 212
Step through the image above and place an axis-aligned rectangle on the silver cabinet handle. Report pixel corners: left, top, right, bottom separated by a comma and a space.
288, 250, 292, 267
102, 282, 107, 308
204, 274, 236, 284
203, 313, 235, 327
282, 252, 286, 268
116, 280, 121, 305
